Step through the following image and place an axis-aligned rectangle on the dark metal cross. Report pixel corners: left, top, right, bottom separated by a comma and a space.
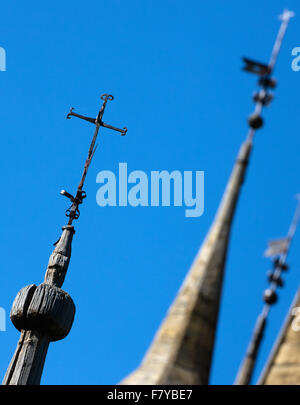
61, 93, 127, 226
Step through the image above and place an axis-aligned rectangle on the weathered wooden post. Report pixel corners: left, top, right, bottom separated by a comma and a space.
3, 94, 127, 385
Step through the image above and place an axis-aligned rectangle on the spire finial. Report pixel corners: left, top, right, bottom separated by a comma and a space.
2, 94, 127, 385
235, 196, 300, 385
242, 9, 294, 142
63, 94, 127, 225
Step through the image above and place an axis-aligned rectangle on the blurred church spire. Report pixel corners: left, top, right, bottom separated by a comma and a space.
257, 286, 300, 385
120, 10, 294, 386
235, 195, 300, 385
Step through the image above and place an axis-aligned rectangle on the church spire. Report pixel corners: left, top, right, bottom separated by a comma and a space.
120, 10, 293, 385
235, 196, 300, 385
121, 139, 252, 385
2, 94, 127, 385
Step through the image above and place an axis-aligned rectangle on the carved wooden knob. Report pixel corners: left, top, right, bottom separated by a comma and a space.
10, 283, 75, 341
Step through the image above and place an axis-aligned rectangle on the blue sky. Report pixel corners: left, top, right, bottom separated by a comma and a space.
0, 0, 300, 385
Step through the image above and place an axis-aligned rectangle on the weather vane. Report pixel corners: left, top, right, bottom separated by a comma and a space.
2, 94, 127, 385
234, 10, 295, 385
242, 9, 294, 139
235, 195, 300, 385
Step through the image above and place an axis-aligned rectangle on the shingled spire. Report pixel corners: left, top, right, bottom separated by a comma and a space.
120, 10, 292, 386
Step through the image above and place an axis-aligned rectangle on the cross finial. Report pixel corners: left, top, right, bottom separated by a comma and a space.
62, 93, 127, 225
67, 93, 127, 136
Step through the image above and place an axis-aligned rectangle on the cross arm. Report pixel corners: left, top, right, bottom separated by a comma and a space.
66, 108, 96, 124
66, 107, 127, 135
101, 121, 127, 136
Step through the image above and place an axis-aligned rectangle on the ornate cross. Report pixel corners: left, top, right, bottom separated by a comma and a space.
62, 94, 127, 225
